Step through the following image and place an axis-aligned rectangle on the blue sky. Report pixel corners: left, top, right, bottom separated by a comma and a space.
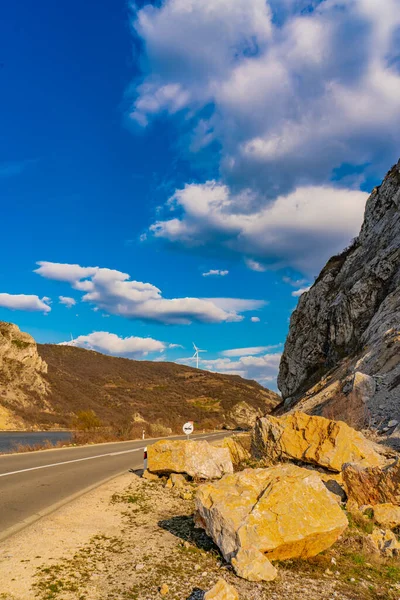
1, 0, 399, 390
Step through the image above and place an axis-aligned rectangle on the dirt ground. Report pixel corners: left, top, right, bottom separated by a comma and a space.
0, 471, 399, 600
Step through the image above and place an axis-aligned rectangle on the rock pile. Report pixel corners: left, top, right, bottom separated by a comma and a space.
147, 412, 399, 585
195, 464, 348, 581
252, 412, 383, 471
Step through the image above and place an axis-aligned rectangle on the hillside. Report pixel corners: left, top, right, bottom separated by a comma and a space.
278, 160, 400, 431
0, 322, 280, 431
36, 345, 279, 431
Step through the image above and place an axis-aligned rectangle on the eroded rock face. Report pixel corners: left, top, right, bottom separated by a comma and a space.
147, 440, 233, 479
342, 461, 400, 508
195, 464, 348, 580
224, 401, 264, 430
0, 322, 49, 428
252, 412, 382, 472
278, 161, 400, 424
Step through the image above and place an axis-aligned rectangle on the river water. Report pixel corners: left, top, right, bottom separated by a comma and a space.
0, 431, 73, 453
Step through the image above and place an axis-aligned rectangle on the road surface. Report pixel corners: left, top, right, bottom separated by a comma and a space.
0, 431, 230, 540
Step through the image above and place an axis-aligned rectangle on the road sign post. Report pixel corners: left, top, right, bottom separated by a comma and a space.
183, 421, 194, 440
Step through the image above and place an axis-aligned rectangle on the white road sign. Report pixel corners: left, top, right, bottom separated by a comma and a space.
183, 421, 194, 436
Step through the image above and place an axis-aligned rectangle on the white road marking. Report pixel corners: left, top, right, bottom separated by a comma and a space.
0, 432, 225, 479
0, 448, 144, 478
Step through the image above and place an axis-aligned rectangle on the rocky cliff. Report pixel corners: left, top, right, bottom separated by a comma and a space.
0, 322, 49, 428
278, 160, 400, 431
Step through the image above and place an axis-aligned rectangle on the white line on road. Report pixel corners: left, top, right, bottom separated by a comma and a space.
0, 432, 224, 479
0, 447, 144, 479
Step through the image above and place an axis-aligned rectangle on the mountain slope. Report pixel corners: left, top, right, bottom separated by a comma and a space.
36, 344, 279, 431
0, 322, 280, 431
278, 160, 400, 428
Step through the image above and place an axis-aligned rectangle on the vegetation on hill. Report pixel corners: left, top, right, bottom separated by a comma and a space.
29, 344, 280, 432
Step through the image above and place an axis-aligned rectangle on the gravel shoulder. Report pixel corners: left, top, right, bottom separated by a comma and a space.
0, 471, 399, 600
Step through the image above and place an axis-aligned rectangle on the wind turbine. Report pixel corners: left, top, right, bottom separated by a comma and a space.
192, 342, 206, 369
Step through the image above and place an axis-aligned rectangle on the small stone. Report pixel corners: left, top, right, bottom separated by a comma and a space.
331, 557, 337, 565
350, 578, 356, 582
135, 563, 145, 571
142, 469, 159, 482
232, 548, 278, 582
204, 579, 239, 600
194, 564, 201, 571
183, 541, 191, 549
160, 583, 169, 596
388, 420, 399, 428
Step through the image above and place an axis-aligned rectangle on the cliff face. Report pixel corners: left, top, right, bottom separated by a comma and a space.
0, 322, 49, 428
278, 161, 400, 427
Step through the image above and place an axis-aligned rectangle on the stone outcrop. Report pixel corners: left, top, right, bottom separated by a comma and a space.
224, 401, 265, 430
252, 412, 382, 472
195, 464, 348, 581
147, 439, 233, 479
278, 160, 400, 426
0, 321, 49, 428
204, 579, 239, 600
342, 461, 400, 507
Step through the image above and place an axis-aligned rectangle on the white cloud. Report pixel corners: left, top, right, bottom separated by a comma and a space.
150, 182, 368, 275
184, 351, 282, 386
60, 331, 170, 358
202, 269, 229, 277
245, 259, 267, 272
0, 293, 51, 313
130, 0, 400, 274
222, 344, 282, 357
283, 276, 308, 287
292, 286, 311, 297
251, 316, 260, 323
59, 296, 77, 308
35, 261, 264, 325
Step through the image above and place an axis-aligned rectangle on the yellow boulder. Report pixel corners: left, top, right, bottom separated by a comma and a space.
373, 503, 400, 529
212, 435, 251, 465
148, 439, 233, 479
204, 579, 239, 600
252, 412, 382, 472
195, 464, 348, 580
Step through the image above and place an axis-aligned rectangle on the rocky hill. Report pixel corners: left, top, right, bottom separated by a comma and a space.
0, 322, 49, 429
278, 160, 400, 432
0, 321, 280, 431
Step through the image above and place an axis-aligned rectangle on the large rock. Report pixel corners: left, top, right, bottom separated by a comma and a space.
195, 464, 348, 580
252, 412, 382, 472
278, 161, 400, 424
204, 579, 239, 600
147, 439, 233, 479
212, 435, 251, 466
342, 461, 400, 507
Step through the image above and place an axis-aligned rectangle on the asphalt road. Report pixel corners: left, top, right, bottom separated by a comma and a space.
0, 431, 230, 540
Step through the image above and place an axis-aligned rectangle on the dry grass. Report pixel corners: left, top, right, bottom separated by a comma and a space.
5, 344, 279, 431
